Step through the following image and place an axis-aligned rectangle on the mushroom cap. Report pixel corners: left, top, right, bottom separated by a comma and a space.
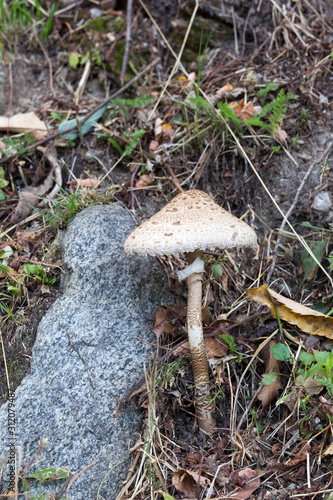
124, 189, 257, 256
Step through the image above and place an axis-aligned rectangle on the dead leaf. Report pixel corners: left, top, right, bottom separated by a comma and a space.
40, 284, 51, 294
68, 178, 101, 189
172, 468, 209, 498
247, 284, 333, 339
149, 140, 160, 151
135, 174, 153, 188
323, 442, 333, 456
319, 395, 333, 416
152, 306, 174, 338
233, 100, 261, 120
0, 111, 48, 134
154, 118, 163, 138
257, 340, 283, 408
161, 123, 175, 140
205, 337, 228, 358
230, 468, 260, 499
220, 83, 233, 94
273, 125, 288, 144
178, 72, 196, 88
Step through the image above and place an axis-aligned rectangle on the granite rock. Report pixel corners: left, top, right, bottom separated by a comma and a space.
0, 204, 173, 499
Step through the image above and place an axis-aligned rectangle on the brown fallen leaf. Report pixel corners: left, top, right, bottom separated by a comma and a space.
68, 178, 101, 189
172, 468, 209, 498
273, 125, 288, 144
149, 140, 160, 151
267, 442, 310, 471
233, 100, 261, 120
247, 284, 333, 339
152, 306, 174, 338
257, 340, 283, 408
205, 337, 229, 358
230, 468, 260, 499
135, 174, 153, 188
0, 111, 48, 134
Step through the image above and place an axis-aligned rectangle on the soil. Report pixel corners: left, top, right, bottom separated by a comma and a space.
0, 0, 333, 498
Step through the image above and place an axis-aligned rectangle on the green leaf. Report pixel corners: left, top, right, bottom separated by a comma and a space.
158, 492, 177, 500
25, 467, 69, 481
262, 373, 278, 385
299, 351, 315, 366
81, 52, 90, 65
300, 239, 327, 283
0, 189, 4, 201
314, 351, 330, 366
108, 138, 123, 154
69, 52, 80, 68
123, 129, 145, 157
58, 106, 107, 140
0, 167, 8, 189
212, 263, 223, 280
270, 343, 291, 362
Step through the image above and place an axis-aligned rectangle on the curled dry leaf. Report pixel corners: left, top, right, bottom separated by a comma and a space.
68, 178, 101, 189
273, 125, 288, 144
247, 284, 333, 339
230, 468, 260, 499
172, 469, 209, 498
205, 337, 228, 358
257, 340, 283, 408
149, 140, 160, 151
152, 306, 174, 338
135, 174, 153, 188
233, 100, 261, 120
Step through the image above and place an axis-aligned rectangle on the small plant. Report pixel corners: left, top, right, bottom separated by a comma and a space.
34, 182, 100, 231
250, 409, 264, 436
297, 350, 333, 396
220, 333, 243, 362
0, 1, 58, 43
23, 264, 55, 285
156, 358, 186, 390
0, 166, 9, 200
245, 88, 298, 135
1, 133, 35, 157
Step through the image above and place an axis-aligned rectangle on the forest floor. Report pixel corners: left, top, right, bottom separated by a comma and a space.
0, 0, 333, 498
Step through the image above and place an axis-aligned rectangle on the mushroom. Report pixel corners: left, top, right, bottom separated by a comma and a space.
124, 190, 257, 434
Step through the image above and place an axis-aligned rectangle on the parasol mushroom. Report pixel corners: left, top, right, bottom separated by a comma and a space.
124, 190, 257, 434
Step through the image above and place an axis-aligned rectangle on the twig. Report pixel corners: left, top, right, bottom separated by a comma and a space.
65, 457, 97, 496
19, 440, 48, 476
0, 58, 160, 166
35, 34, 56, 99
131, 164, 141, 210
265, 141, 333, 285
120, 0, 133, 85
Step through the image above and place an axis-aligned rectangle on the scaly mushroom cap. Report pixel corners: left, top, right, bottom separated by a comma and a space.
124, 189, 257, 256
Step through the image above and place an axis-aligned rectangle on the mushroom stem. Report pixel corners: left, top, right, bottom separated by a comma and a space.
186, 250, 215, 434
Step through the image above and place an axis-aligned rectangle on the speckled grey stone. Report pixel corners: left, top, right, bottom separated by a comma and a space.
0, 204, 173, 500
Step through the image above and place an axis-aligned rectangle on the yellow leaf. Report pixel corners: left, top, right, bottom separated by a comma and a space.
247, 284, 333, 339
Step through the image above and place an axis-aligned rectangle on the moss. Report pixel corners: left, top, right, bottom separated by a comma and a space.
87, 15, 125, 34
